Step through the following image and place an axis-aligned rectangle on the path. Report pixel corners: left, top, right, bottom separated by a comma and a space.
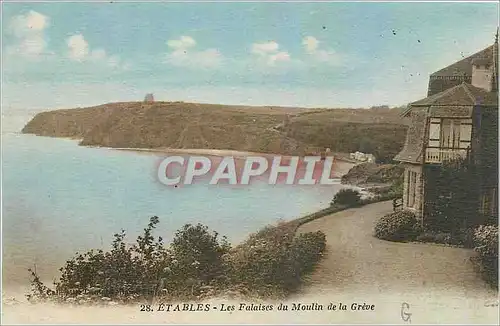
294, 201, 499, 324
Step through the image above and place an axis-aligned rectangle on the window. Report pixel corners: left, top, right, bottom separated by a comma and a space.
407, 171, 417, 208
483, 188, 499, 216
440, 119, 461, 149
482, 192, 491, 215
406, 171, 410, 207
492, 188, 498, 216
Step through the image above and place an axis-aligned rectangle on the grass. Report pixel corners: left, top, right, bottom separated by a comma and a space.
22, 102, 407, 162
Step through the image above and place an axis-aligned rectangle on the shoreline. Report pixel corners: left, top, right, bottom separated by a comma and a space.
19, 132, 359, 167
113, 147, 358, 176
113, 146, 356, 162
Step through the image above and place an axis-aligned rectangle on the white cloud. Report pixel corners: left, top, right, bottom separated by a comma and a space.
10, 10, 48, 36
314, 49, 341, 66
165, 36, 222, 69
107, 55, 121, 67
167, 36, 196, 50
251, 41, 279, 56
90, 48, 107, 60
8, 11, 50, 57
18, 35, 47, 56
302, 36, 341, 66
268, 51, 291, 65
67, 34, 89, 61
302, 36, 319, 53
251, 41, 293, 67
66, 34, 124, 68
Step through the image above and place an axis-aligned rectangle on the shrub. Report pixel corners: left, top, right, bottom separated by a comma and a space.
473, 225, 499, 257
416, 231, 452, 245
48, 217, 170, 303
227, 223, 326, 298
473, 225, 498, 288
332, 189, 361, 207
425, 158, 481, 232
26, 217, 327, 304
26, 218, 230, 304
374, 210, 422, 242
168, 223, 231, 297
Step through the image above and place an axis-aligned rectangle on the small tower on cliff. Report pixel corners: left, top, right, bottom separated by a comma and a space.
144, 93, 155, 103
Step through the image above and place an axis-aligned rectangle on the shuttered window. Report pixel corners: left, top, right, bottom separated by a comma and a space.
459, 119, 472, 149
429, 118, 441, 148
439, 118, 469, 149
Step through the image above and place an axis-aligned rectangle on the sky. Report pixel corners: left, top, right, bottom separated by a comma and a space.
1, 1, 499, 113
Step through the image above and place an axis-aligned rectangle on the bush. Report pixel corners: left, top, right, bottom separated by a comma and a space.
40, 217, 170, 304
332, 189, 361, 207
26, 217, 327, 304
473, 225, 498, 288
168, 224, 231, 297
26, 217, 230, 304
473, 225, 499, 257
416, 231, 452, 245
374, 210, 422, 242
227, 223, 326, 298
415, 227, 475, 247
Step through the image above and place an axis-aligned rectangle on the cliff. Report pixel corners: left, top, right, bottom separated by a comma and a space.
22, 101, 407, 158
340, 163, 405, 186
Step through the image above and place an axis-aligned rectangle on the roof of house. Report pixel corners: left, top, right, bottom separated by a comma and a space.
393, 109, 427, 163
427, 44, 496, 96
430, 45, 494, 78
395, 38, 498, 163
411, 82, 498, 108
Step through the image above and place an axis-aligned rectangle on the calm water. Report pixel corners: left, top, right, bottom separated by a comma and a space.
2, 114, 346, 286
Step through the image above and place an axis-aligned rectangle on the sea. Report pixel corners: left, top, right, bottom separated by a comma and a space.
1, 110, 347, 289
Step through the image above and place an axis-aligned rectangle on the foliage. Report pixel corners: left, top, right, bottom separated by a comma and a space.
425, 157, 480, 232
473, 225, 498, 257
415, 227, 475, 248
472, 225, 498, 288
374, 210, 422, 242
26, 217, 326, 304
332, 189, 361, 207
341, 163, 404, 187
168, 223, 231, 297
228, 223, 326, 298
26, 217, 229, 304
388, 174, 404, 197
286, 121, 407, 164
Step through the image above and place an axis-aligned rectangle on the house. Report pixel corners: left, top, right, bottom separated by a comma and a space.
350, 151, 376, 163
395, 34, 498, 225
365, 153, 376, 163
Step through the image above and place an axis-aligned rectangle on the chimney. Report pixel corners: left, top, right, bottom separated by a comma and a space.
471, 57, 493, 92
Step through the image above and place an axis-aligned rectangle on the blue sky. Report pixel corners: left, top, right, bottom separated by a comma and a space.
2, 1, 499, 112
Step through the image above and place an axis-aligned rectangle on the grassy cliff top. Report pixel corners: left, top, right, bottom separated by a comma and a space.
22, 101, 407, 161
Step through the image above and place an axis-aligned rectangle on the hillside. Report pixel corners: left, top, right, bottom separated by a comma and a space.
340, 162, 405, 186
22, 101, 408, 162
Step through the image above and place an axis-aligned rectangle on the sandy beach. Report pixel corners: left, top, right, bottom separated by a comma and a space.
113, 147, 356, 178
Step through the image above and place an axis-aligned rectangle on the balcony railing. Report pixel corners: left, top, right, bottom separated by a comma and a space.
425, 148, 468, 164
